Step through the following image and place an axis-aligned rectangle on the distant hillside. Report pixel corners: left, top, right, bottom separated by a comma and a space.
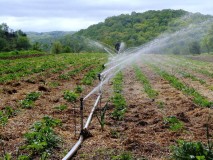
26, 31, 76, 51
75, 9, 212, 48
26, 31, 75, 44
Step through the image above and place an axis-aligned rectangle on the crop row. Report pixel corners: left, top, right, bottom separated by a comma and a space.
111, 72, 127, 120
150, 64, 213, 107
133, 64, 158, 99
0, 53, 107, 83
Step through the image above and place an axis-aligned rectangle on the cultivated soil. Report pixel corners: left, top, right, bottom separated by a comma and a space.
0, 59, 212, 160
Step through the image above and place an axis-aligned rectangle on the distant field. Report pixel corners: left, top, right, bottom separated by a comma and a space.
0, 50, 47, 59
0, 53, 212, 159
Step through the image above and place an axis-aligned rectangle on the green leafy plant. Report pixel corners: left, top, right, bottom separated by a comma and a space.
2, 153, 12, 160
75, 85, 83, 93
17, 155, 30, 160
20, 99, 34, 109
151, 65, 213, 108
0, 111, 8, 126
63, 90, 78, 102
26, 92, 40, 101
20, 92, 41, 109
21, 116, 61, 158
134, 65, 158, 99
0, 106, 16, 126
156, 101, 165, 109
54, 104, 68, 111
111, 72, 127, 120
111, 151, 133, 160
171, 140, 213, 160
164, 116, 183, 131
110, 129, 120, 139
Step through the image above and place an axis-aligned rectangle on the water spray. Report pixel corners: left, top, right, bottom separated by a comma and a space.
63, 14, 213, 160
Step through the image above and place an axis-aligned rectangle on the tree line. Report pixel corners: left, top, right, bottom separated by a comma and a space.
0, 23, 31, 51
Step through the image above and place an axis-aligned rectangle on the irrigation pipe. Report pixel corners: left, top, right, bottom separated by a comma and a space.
63, 94, 101, 160
63, 46, 132, 160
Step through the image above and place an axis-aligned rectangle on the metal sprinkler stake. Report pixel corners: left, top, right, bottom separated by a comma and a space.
80, 97, 84, 132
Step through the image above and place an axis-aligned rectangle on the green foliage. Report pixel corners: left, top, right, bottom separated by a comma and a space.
0, 106, 16, 126
171, 140, 213, 160
54, 104, 68, 111
75, 85, 83, 93
112, 72, 127, 120
0, 111, 8, 126
202, 25, 213, 53
75, 9, 188, 47
0, 53, 107, 84
20, 99, 34, 109
21, 116, 61, 157
134, 65, 158, 99
164, 116, 184, 131
63, 90, 78, 102
26, 92, 40, 101
2, 153, 12, 160
189, 41, 201, 54
20, 92, 40, 109
111, 151, 133, 160
81, 65, 104, 85
156, 101, 165, 109
110, 129, 120, 139
17, 155, 31, 160
0, 23, 31, 51
51, 41, 62, 54
152, 65, 213, 107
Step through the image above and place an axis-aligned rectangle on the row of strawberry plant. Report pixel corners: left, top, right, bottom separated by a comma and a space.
18, 116, 61, 159
133, 65, 158, 99
111, 72, 127, 120
145, 55, 209, 87
167, 55, 213, 78
0, 53, 107, 83
150, 64, 213, 107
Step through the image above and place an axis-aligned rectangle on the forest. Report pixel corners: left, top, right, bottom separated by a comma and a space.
1, 9, 213, 54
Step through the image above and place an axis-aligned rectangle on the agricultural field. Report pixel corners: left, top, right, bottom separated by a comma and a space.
0, 53, 213, 160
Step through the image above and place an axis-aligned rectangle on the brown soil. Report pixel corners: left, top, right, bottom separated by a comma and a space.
0, 61, 212, 160
72, 65, 213, 160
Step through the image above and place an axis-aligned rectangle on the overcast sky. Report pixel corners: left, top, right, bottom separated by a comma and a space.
0, 0, 212, 32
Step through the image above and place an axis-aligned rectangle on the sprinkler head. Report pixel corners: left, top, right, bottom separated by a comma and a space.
98, 73, 101, 81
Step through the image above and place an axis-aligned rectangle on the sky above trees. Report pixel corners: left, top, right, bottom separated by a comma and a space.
0, 0, 212, 32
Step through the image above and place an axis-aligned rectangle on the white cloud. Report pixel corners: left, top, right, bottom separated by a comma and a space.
0, 0, 212, 31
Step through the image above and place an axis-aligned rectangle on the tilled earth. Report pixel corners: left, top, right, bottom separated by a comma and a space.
0, 63, 212, 160
72, 65, 213, 160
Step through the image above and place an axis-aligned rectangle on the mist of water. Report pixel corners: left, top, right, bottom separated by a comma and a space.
83, 14, 213, 100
